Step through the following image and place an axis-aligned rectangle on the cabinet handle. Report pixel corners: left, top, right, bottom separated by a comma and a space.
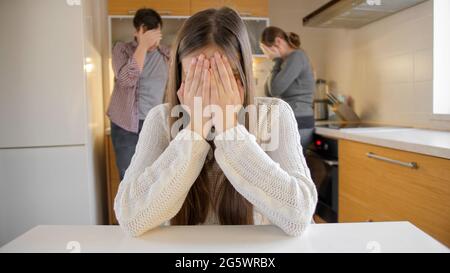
239, 11, 253, 17
128, 10, 172, 16
323, 160, 338, 167
366, 152, 418, 169
158, 11, 173, 16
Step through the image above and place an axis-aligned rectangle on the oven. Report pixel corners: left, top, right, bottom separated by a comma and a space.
305, 134, 339, 223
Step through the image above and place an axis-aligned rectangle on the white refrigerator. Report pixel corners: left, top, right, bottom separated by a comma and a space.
0, 0, 106, 246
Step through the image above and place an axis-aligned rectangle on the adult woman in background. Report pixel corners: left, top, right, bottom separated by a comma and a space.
261, 27, 315, 149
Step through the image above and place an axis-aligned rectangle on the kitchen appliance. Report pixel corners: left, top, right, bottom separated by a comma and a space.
305, 135, 339, 223
0, 0, 104, 246
314, 79, 329, 121
303, 0, 428, 29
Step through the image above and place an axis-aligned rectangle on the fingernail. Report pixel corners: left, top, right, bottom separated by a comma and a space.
191, 58, 197, 64
198, 54, 204, 60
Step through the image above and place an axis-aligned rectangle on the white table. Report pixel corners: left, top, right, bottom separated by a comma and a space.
0, 222, 448, 253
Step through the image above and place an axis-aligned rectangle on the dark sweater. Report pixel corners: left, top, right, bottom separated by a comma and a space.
264, 50, 315, 118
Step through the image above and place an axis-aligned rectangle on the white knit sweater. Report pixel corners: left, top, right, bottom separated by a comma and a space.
114, 97, 318, 237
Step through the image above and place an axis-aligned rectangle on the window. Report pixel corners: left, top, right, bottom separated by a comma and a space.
433, 0, 450, 115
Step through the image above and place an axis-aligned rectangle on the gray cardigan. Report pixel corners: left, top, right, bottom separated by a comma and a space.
265, 50, 315, 118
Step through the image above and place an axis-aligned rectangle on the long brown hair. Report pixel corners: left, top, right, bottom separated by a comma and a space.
261, 26, 301, 49
165, 7, 256, 225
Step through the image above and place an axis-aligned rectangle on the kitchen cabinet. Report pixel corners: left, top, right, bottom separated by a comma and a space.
109, 16, 187, 50
223, 0, 269, 17
109, 0, 268, 16
244, 18, 269, 56
107, 0, 269, 55
108, 0, 190, 15
108, 0, 148, 15
190, 0, 222, 14
339, 139, 450, 246
105, 134, 120, 225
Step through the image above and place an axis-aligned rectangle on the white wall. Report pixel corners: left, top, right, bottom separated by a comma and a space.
268, 0, 331, 79
324, 0, 450, 130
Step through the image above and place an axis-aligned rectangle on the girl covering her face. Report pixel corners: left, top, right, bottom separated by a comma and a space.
114, 7, 318, 237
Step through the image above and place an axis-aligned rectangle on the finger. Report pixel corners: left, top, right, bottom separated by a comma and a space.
270, 46, 278, 54
210, 57, 224, 98
196, 59, 209, 97
177, 82, 185, 103
150, 32, 162, 41
190, 54, 205, 96
153, 30, 162, 37
202, 69, 211, 108
184, 57, 197, 93
237, 78, 244, 104
260, 43, 269, 53
214, 52, 233, 92
210, 68, 219, 103
222, 55, 239, 93
260, 43, 267, 51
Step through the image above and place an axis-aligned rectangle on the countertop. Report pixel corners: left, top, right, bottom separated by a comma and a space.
0, 222, 448, 253
315, 125, 450, 159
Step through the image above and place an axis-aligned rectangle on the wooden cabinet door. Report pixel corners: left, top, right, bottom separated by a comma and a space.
339, 139, 450, 246
105, 135, 120, 225
190, 0, 222, 14
148, 0, 190, 16
108, 0, 149, 15
223, 0, 269, 17
109, 0, 190, 16
339, 140, 382, 223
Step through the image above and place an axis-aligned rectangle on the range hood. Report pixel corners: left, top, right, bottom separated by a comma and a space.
303, 0, 428, 29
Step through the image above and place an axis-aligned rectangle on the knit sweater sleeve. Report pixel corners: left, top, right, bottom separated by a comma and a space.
114, 104, 211, 237
213, 99, 318, 236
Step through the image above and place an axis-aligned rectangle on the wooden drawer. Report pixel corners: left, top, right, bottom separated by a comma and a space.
108, 0, 148, 15
339, 139, 450, 246
109, 0, 190, 16
223, 0, 269, 17
190, 0, 222, 14
147, 0, 190, 16
105, 135, 120, 225
340, 194, 370, 223
190, 0, 269, 16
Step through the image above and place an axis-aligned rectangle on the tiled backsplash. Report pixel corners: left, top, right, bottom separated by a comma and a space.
324, 0, 450, 130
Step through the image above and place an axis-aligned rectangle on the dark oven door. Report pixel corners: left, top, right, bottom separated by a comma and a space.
305, 140, 339, 223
